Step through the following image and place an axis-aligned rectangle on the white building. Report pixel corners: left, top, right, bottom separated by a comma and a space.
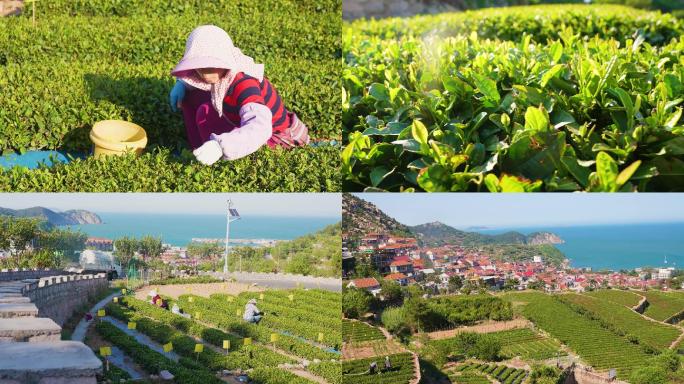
656, 268, 674, 280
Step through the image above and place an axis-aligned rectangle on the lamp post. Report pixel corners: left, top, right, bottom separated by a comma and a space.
223, 199, 241, 274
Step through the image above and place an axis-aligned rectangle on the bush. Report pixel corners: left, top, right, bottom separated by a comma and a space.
343, 287, 374, 319
380, 307, 409, 336
343, 4, 684, 192
0, 146, 340, 192
148, 276, 221, 285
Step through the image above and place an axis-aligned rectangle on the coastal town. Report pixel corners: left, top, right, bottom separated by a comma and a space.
343, 231, 679, 296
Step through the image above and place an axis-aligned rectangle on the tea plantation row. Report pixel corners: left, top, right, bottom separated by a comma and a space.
343, 5, 684, 191
0, 147, 340, 192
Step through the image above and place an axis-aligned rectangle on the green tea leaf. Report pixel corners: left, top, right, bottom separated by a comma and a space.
368, 83, 389, 101
616, 160, 641, 187
411, 120, 429, 147
540, 64, 564, 88
524, 107, 548, 132
595, 152, 618, 192
472, 73, 500, 106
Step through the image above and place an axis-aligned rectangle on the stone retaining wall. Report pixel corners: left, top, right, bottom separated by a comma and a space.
563, 365, 629, 384
0, 269, 69, 282
23, 274, 108, 326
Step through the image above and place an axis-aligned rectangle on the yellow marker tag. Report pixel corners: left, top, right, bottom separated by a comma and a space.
288, 294, 294, 301
188, 297, 194, 303
100, 347, 111, 356
97, 310, 105, 317
128, 322, 136, 330
259, 293, 264, 300
318, 332, 324, 342
243, 337, 252, 346
113, 297, 118, 303
194, 344, 204, 353
223, 340, 230, 350
270, 333, 279, 343
195, 312, 201, 320
121, 289, 127, 295
163, 343, 173, 352
227, 296, 234, 302
236, 309, 241, 316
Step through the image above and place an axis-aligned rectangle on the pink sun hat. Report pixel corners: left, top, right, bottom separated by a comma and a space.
170, 25, 264, 79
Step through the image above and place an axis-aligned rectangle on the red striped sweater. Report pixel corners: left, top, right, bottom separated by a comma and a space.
222, 72, 291, 132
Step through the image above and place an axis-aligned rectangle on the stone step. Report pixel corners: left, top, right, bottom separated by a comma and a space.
0, 317, 61, 342
0, 293, 23, 299
0, 303, 38, 318
0, 296, 30, 304
0, 341, 102, 383
0, 287, 23, 294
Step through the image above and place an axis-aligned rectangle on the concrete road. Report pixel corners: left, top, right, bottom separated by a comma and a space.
206, 272, 341, 292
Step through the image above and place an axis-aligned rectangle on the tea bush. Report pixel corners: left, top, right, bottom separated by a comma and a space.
0, 0, 340, 191
343, 5, 684, 191
0, 147, 340, 192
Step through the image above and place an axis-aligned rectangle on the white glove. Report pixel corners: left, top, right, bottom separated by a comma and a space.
193, 140, 223, 166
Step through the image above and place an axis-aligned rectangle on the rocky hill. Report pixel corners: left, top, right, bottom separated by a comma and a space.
0, 207, 102, 226
526, 232, 564, 245
342, 193, 412, 240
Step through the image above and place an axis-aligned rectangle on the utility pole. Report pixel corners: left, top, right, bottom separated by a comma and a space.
223, 199, 241, 274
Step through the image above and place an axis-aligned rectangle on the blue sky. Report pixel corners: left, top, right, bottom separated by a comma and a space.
0, 193, 341, 217
354, 193, 684, 228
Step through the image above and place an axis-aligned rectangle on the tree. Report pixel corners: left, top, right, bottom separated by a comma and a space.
37, 228, 87, 262
380, 279, 403, 304
343, 287, 374, 319
187, 242, 223, 259
114, 236, 138, 274
138, 235, 163, 262
403, 297, 433, 332
448, 275, 463, 292
0, 216, 41, 266
285, 253, 313, 275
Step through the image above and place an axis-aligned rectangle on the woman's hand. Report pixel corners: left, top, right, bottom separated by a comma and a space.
169, 80, 186, 112
193, 140, 223, 165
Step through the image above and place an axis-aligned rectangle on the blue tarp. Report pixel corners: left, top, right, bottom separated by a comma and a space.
0, 150, 73, 170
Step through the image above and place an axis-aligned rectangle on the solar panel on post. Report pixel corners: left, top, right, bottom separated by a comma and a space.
229, 209, 240, 217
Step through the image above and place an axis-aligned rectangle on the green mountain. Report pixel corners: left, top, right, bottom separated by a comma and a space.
410, 221, 563, 247
0, 207, 102, 226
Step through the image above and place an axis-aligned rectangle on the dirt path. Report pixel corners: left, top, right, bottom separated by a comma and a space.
290, 368, 329, 384
424, 319, 531, 340
134, 282, 263, 300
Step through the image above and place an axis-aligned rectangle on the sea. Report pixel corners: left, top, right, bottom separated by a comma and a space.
477, 222, 684, 271
68, 213, 339, 247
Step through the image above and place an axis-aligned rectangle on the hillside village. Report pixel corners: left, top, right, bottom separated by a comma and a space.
343, 194, 678, 296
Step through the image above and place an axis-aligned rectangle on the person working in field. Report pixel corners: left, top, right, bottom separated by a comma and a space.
243, 298, 263, 324
169, 25, 309, 165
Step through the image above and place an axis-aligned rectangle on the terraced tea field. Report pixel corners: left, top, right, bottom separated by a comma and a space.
501, 291, 651, 378
640, 290, 684, 322
444, 362, 528, 384
564, 293, 681, 349
342, 352, 416, 384
584, 289, 643, 308
342, 319, 386, 343
489, 328, 565, 361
